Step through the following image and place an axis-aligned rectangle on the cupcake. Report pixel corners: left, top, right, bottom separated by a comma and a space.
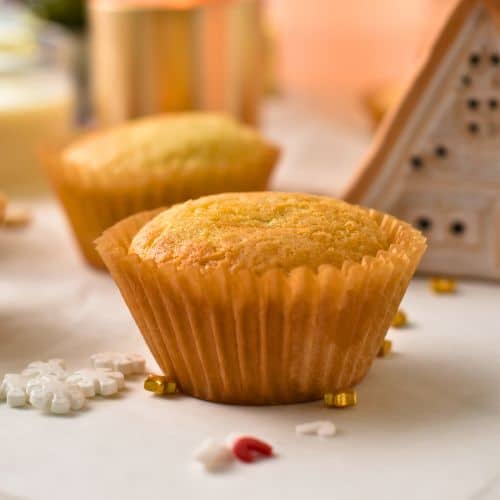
43, 113, 279, 268
96, 192, 426, 404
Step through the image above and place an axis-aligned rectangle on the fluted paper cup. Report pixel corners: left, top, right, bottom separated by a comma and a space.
96, 209, 426, 404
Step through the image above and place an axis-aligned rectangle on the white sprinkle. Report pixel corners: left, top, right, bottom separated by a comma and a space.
90, 352, 145, 376
193, 438, 232, 471
0, 374, 30, 407
296, 420, 336, 438
27, 375, 86, 414
66, 368, 125, 397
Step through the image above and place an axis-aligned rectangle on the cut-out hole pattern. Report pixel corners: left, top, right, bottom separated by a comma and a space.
435, 145, 448, 158
461, 75, 472, 86
415, 217, 432, 232
450, 221, 466, 236
468, 122, 480, 134
410, 156, 423, 170
467, 98, 479, 110
469, 53, 481, 66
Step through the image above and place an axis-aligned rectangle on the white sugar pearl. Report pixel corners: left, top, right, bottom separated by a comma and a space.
296, 420, 336, 438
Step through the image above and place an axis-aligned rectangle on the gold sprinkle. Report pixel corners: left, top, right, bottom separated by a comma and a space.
165, 381, 178, 395
430, 277, 456, 294
324, 389, 357, 408
377, 339, 392, 357
144, 374, 178, 395
144, 374, 165, 395
391, 309, 407, 328
3, 206, 32, 228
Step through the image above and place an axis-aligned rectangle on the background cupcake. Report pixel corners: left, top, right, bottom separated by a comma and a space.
43, 113, 280, 268
97, 192, 426, 405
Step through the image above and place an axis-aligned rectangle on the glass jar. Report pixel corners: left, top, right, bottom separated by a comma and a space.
0, 6, 75, 195
88, 0, 262, 126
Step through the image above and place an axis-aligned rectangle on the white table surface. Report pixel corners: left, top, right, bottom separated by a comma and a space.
1, 101, 499, 500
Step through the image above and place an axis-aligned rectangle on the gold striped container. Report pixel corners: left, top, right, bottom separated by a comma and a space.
88, 0, 263, 125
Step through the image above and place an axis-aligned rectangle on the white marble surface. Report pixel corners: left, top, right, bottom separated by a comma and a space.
1, 102, 500, 500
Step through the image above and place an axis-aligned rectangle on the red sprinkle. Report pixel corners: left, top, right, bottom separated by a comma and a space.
232, 436, 273, 463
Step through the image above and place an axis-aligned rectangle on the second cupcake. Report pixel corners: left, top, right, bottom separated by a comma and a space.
43, 113, 279, 268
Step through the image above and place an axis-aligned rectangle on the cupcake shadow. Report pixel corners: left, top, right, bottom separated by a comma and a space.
220, 351, 497, 434
355, 352, 498, 432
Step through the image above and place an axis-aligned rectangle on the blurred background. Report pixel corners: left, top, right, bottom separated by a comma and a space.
0, 0, 456, 197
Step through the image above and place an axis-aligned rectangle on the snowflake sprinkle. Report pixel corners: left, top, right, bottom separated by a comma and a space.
90, 352, 145, 376
66, 368, 125, 397
0, 374, 30, 407
22, 359, 67, 380
26, 375, 86, 414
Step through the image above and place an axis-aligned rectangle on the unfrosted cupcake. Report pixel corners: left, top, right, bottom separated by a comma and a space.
96, 192, 426, 404
43, 113, 279, 268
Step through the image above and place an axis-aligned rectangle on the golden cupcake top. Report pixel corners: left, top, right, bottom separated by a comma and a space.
129, 192, 390, 272
61, 113, 279, 178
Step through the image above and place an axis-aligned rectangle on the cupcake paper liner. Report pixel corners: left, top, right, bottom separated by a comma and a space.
96, 209, 426, 405
41, 141, 278, 269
